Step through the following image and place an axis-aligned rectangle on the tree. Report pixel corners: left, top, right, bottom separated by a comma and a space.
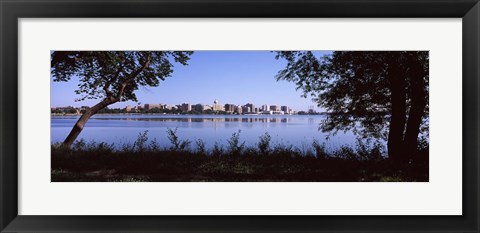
274, 51, 428, 164
51, 51, 193, 147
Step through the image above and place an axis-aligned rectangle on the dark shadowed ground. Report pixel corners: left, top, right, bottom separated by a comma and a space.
51, 145, 428, 182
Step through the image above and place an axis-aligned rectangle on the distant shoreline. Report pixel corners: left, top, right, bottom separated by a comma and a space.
51, 112, 327, 117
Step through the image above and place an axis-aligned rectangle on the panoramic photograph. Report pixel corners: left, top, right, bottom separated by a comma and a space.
51, 51, 429, 182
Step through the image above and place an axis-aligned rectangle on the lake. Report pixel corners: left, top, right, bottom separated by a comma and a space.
51, 114, 359, 151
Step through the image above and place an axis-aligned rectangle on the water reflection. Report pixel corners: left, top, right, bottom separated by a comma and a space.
51, 114, 356, 150
93, 116, 294, 123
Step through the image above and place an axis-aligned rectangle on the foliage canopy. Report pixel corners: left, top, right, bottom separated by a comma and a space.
51, 51, 193, 102
275, 51, 429, 142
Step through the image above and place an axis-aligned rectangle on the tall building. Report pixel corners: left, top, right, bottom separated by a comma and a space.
262, 105, 269, 111
245, 103, 255, 113
236, 105, 242, 114
242, 106, 251, 113
224, 104, 236, 113
281, 106, 289, 113
125, 105, 132, 112
181, 103, 191, 112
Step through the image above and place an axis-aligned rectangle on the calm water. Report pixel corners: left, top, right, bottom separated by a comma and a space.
51, 114, 358, 150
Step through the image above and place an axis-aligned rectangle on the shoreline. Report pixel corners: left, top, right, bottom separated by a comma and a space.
51, 112, 327, 117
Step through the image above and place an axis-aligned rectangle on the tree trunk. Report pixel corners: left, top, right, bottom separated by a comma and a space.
404, 54, 427, 160
387, 56, 407, 164
62, 98, 115, 148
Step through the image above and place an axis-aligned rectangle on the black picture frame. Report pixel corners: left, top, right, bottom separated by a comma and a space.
1, 0, 479, 232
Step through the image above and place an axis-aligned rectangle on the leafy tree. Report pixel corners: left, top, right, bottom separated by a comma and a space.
51, 51, 193, 147
275, 51, 428, 164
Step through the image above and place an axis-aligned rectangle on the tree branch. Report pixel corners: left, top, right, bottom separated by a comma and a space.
114, 55, 152, 101
103, 65, 124, 97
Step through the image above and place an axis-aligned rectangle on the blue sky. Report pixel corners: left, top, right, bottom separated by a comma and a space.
51, 51, 330, 112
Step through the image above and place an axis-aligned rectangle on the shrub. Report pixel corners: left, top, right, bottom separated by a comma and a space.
195, 139, 206, 155
257, 132, 271, 155
272, 143, 297, 157
355, 139, 384, 161
78, 141, 115, 154
212, 142, 224, 157
72, 138, 87, 151
166, 128, 191, 152
120, 142, 134, 153
149, 137, 161, 152
312, 139, 328, 159
333, 146, 357, 160
226, 130, 245, 155
133, 130, 149, 152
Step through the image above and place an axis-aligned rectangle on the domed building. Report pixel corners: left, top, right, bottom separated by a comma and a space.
212, 99, 224, 111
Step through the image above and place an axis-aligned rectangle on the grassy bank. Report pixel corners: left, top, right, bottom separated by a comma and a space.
51, 130, 428, 182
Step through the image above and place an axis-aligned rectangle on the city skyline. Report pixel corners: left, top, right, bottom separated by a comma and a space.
51, 51, 330, 111
52, 100, 314, 112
